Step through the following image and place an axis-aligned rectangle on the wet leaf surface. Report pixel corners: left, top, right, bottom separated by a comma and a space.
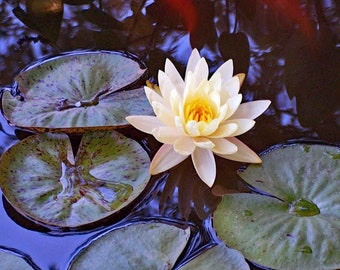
1, 1, 339, 269
69, 222, 190, 270
69, 222, 250, 270
213, 143, 340, 270
2, 51, 153, 133
179, 243, 249, 270
0, 249, 34, 270
0, 130, 151, 227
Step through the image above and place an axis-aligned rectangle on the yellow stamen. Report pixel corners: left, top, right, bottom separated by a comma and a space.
185, 98, 214, 123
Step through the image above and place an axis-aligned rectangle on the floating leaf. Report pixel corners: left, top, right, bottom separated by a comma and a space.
0, 130, 150, 227
213, 143, 340, 270
179, 243, 250, 270
239, 143, 340, 207
69, 222, 190, 270
0, 249, 34, 270
2, 51, 153, 133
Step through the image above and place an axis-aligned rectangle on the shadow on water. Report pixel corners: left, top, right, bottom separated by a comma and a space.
0, 0, 339, 269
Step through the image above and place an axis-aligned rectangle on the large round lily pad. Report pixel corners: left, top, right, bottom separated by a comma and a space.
0, 249, 35, 270
179, 243, 250, 270
0, 130, 151, 227
1, 51, 153, 133
69, 222, 190, 270
213, 143, 340, 270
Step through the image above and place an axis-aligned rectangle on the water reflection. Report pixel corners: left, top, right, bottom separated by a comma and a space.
0, 0, 339, 269
0, 0, 338, 225
13, 0, 63, 43
0, 110, 17, 155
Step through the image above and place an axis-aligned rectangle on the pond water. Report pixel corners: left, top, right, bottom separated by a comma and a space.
0, 0, 339, 269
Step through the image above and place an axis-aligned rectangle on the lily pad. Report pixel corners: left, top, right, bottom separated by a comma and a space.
1, 51, 153, 133
69, 222, 190, 270
179, 243, 250, 270
0, 130, 151, 227
213, 143, 340, 270
0, 249, 35, 270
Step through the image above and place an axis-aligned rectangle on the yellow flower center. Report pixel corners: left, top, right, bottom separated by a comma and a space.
185, 98, 214, 123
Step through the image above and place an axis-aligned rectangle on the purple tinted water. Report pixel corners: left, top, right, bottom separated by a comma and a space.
0, 0, 339, 269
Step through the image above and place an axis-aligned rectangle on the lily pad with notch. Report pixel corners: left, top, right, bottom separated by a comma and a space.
68, 222, 250, 270
0, 130, 151, 228
68, 222, 191, 270
213, 143, 340, 270
1, 51, 153, 133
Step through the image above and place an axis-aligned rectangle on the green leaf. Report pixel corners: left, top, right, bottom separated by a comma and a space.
0, 130, 150, 227
213, 143, 340, 270
69, 222, 190, 270
179, 243, 250, 270
0, 250, 34, 270
239, 144, 340, 211
2, 51, 153, 133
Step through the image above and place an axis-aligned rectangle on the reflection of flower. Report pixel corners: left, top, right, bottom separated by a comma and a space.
126, 49, 270, 187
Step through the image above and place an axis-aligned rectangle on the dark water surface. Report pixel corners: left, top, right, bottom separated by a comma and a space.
0, 0, 339, 269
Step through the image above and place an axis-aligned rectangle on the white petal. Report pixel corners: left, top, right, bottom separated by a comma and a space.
229, 100, 271, 120
208, 89, 221, 108
210, 138, 237, 155
191, 148, 216, 187
226, 119, 255, 136
209, 71, 222, 94
175, 116, 186, 134
152, 127, 183, 144
210, 59, 233, 84
126, 115, 163, 134
165, 58, 185, 92
158, 70, 175, 104
152, 101, 175, 127
199, 119, 219, 136
210, 123, 238, 138
215, 137, 261, 163
183, 71, 195, 100
223, 94, 242, 120
185, 48, 201, 79
216, 103, 228, 122
185, 120, 200, 137
174, 136, 196, 155
145, 86, 166, 106
170, 89, 183, 116
221, 76, 240, 103
150, 144, 188, 174
192, 58, 209, 88
193, 137, 215, 149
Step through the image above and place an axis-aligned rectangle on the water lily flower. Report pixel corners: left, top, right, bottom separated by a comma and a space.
126, 49, 270, 187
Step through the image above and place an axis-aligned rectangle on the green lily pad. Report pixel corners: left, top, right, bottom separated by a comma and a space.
0, 130, 150, 227
213, 143, 340, 270
0, 249, 34, 270
1, 51, 153, 133
179, 243, 250, 270
69, 222, 190, 270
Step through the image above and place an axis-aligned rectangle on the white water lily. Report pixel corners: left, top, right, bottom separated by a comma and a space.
126, 49, 270, 187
